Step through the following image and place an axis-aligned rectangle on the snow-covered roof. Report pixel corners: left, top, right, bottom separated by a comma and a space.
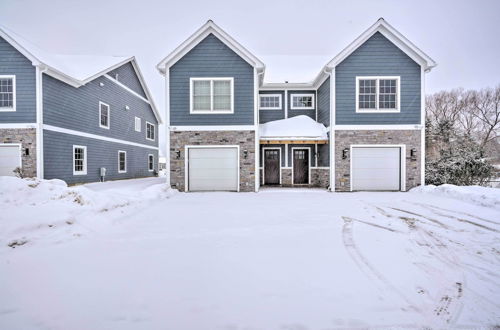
259, 115, 328, 140
0, 24, 162, 123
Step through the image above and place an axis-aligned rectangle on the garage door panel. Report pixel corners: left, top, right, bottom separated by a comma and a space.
0, 145, 21, 177
188, 147, 238, 192
352, 147, 401, 191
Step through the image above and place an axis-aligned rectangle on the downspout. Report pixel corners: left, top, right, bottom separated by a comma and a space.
35, 64, 48, 179
323, 66, 334, 191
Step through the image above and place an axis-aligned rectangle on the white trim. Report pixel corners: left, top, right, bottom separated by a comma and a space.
104, 74, 150, 104
148, 153, 154, 172
330, 68, 335, 192
262, 147, 282, 185
284, 90, 288, 118
146, 121, 155, 141
43, 125, 159, 150
254, 68, 261, 192
349, 144, 406, 192
420, 65, 426, 186
355, 76, 400, 113
335, 124, 422, 130
0, 75, 16, 112
156, 20, 265, 73
165, 67, 171, 186
128, 59, 162, 124
118, 150, 127, 173
134, 116, 141, 132
291, 146, 312, 185
170, 125, 255, 131
99, 101, 110, 129
189, 77, 234, 114
0, 123, 37, 129
184, 145, 240, 192
290, 93, 315, 110
314, 166, 330, 170
259, 94, 282, 110
0, 143, 22, 173
261, 83, 316, 90
35, 66, 45, 179
259, 137, 327, 141
72, 145, 87, 175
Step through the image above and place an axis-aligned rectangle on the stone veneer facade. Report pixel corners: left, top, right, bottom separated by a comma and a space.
170, 130, 256, 192
0, 128, 37, 178
334, 129, 421, 192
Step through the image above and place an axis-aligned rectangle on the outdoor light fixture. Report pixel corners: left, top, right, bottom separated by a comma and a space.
243, 149, 248, 159
342, 148, 349, 159
410, 148, 417, 160
175, 150, 181, 159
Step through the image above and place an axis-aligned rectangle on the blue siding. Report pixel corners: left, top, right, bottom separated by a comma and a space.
0, 36, 36, 123
43, 74, 158, 147
317, 77, 330, 126
43, 130, 158, 184
288, 90, 316, 120
107, 62, 147, 98
169, 34, 254, 126
336, 32, 421, 125
259, 90, 285, 124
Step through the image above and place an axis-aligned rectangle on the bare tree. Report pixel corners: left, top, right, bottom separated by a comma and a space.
470, 85, 500, 149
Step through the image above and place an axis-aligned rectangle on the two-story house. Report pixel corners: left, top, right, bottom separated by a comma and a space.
0, 25, 161, 184
157, 18, 436, 192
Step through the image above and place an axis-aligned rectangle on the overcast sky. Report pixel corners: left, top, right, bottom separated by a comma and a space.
1, 0, 499, 153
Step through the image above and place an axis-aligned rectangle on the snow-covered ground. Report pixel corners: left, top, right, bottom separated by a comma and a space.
0, 178, 499, 329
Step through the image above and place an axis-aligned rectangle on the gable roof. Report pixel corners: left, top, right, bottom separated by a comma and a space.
0, 24, 162, 123
156, 20, 265, 74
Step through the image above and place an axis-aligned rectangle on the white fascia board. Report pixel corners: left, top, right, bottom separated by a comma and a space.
335, 124, 423, 130
0, 27, 41, 66
260, 83, 315, 90
325, 18, 437, 71
128, 59, 162, 124
156, 20, 265, 74
170, 125, 256, 131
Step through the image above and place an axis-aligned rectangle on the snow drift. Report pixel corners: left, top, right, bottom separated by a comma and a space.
259, 115, 328, 139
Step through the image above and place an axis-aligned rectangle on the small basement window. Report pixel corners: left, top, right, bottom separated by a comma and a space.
291, 94, 314, 110
99, 102, 110, 128
0, 75, 16, 111
73, 145, 87, 175
118, 151, 127, 173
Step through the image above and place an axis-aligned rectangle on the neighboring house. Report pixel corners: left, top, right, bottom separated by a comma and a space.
0, 25, 161, 184
157, 18, 436, 192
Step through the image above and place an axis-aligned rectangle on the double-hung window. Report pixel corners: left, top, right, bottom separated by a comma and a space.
291, 94, 314, 110
190, 78, 233, 113
146, 122, 155, 141
0, 75, 16, 112
118, 151, 127, 173
99, 102, 110, 128
356, 76, 400, 112
148, 154, 154, 172
259, 94, 282, 110
73, 145, 87, 175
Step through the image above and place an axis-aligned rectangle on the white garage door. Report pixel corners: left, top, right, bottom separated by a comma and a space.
0, 144, 21, 177
351, 147, 401, 191
188, 147, 239, 191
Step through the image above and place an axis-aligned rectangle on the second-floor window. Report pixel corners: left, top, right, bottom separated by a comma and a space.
291, 94, 314, 110
190, 77, 234, 113
146, 122, 155, 141
99, 102, 110, 129
356, 76, 400, 112
0, 75, 15, 111
260, 94, 282, 110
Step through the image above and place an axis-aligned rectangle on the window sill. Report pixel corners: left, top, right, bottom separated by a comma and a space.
260, 107, 282, 110
118, 170, 127, 174
73, 172, 87, 176
290, 107, 314, 110
356, 109, 400, 113
190, 110, 234, 114
99, 125, 110, 129
0, 108, 15, 112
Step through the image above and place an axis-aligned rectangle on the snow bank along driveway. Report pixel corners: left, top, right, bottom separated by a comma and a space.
0, 178, 499, 329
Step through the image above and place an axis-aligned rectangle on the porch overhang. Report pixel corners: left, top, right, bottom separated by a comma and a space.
260, 138, 328, 145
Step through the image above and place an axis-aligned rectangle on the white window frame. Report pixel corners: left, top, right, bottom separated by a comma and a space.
259, 94, 282, 110
290, 93, 315, 110
146, 121, 155, 141
135, 116, 141, 132
99, 101, 110, 129
189, 77, 234, 114
355, 76, 401, 113
118, 150, 127, 173
148, 154, 154, 172
72, 145, 87, 175
0, 75, 16, 112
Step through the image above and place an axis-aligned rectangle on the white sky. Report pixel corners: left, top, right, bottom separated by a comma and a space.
1, 0, 499, 154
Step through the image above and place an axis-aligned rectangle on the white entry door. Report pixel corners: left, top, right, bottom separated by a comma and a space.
351, 147, 401, 191
188, 147, 239, 191
0, 144, 21, 177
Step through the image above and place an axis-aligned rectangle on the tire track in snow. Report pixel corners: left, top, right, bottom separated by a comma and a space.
341, 216, 420, 313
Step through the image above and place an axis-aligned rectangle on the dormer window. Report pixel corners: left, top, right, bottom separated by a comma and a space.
190, 77, 234, 113
356, 76, 400, 112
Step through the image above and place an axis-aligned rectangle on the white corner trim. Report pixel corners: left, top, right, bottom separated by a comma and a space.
170, 125, 256, 131
35, 66, 45, 179
355, 76, 401, 113
43, 125, 159, 150
189, 77, 234, 114
0, 123, 37, 129
290, 93, 315, 110
259, 93, 282, 110
0, 75, 16, 112
118, 150, 127, 173
420, 65, 426, 186
335, 124, 422, 130
104, 74, 151, 104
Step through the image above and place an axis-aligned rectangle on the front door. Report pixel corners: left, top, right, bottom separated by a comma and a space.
264, 149, 280, 185
293, 149, 309, 184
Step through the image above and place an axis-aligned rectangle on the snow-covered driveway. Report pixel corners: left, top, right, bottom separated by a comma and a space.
0, 178, 499, 329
